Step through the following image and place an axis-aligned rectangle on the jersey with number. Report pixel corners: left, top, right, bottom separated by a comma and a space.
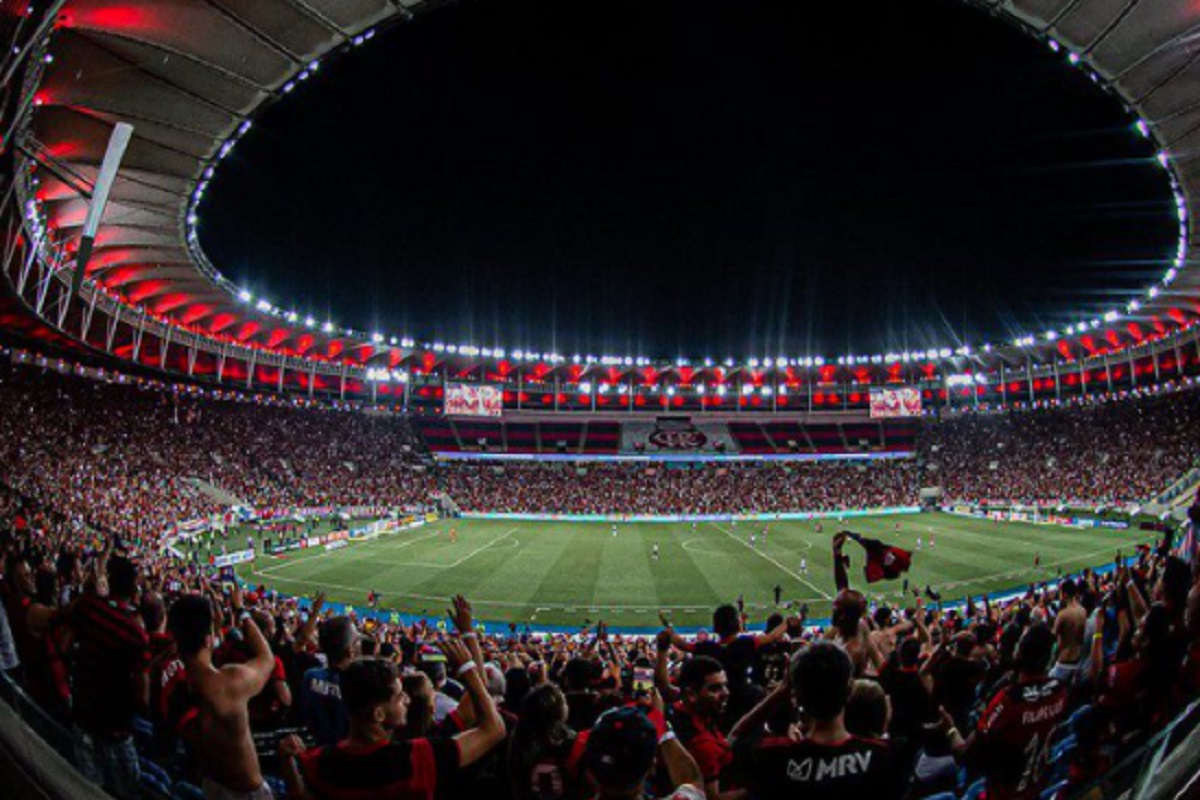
971, 677, 1067, 800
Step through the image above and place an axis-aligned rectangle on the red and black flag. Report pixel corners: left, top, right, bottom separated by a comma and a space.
846, 532, 913, 584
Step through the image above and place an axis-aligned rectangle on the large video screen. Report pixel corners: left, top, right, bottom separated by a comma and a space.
444, 383, 503, 418
870, 387, 922, 419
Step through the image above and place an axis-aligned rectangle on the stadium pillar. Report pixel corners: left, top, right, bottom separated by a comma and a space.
1104, 354, 1113, 393
278, 362, 286, 393
80, 287, 99, 343
309, 362, 317, 400
1174, 340, 1183, 381
68, 122, 134, 306
105, 304, 122, 353
1153, 348, 1161, 382
340, 363, 349, 400
1000, 363, 1007, 405
1053, 360, 1061, 402
187, 345, 198, 377
1026, 358, 1034, 404
516, 367, 523, 411
371, 380, 377, 403
554, 372, 560, 411
131, 310, 146, 363
246, 349, 257, 389
217, 345, 228, 384
160, 324, 172, 370
1079, 359, 1087, 398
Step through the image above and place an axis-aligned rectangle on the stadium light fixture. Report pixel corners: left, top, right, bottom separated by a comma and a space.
717, 385, 727, 397
237, 289, 252, 303
1135, 120, 1151, 138
304, 316, 315, 328
255, 299, 272, 313
321, 321, 334, 333
696, 384, 706, 395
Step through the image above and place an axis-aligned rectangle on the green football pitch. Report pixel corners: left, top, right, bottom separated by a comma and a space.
238, 512, 1156, 629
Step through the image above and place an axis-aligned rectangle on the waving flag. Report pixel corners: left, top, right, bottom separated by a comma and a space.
846, 532, 913, 584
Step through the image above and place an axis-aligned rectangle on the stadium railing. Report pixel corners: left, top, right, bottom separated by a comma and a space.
0, 671, 112, 800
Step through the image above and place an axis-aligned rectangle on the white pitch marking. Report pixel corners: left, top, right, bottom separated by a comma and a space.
442, 527, 520, 569
707, 522, 833, 599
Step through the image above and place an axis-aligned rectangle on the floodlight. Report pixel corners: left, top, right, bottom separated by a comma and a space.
237, 289, 252, 303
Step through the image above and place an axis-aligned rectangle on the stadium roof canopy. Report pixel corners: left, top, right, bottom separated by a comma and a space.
9, 0, 1200, 374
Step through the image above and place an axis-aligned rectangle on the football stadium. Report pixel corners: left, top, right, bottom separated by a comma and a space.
3, 1, 1200, 799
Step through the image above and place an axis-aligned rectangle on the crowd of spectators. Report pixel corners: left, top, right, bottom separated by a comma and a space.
924, 391, 1200, 507
438, 460, 919, 516
1, 361, 1198, 536
2, 472, 1199, 800
0, 362, 434, 546
0, 360, 1199, 799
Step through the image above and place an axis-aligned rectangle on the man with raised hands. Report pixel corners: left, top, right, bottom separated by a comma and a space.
278, 596, 506, 800
168, 593, 277, 800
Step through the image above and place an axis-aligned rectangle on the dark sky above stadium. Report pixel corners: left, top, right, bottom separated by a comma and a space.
201, 0, 1176, 359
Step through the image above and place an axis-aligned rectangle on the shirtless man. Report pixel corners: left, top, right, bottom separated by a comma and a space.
169, 594, 276, 800
1051, 578, 1087, 686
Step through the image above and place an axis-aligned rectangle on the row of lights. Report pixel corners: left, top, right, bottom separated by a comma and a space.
173, 19, 1187, 372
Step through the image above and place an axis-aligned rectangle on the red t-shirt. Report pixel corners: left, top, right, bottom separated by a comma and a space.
299, 737, 460, 800
671, 704, 732, 784
69, 593, 151, 737
971, 677, 1067, 800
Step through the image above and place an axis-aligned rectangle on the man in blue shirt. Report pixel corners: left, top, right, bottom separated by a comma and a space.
299, 616, 359, 745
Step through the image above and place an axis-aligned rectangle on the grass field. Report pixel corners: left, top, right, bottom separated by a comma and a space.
237, 512, 1156, 629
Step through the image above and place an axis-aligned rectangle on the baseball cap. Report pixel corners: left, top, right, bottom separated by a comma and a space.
585, 706, 657, 789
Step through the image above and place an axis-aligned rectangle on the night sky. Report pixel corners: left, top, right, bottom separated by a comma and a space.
201, 0, 1176, 359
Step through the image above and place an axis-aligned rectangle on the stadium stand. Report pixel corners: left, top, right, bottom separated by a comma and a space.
0, 362, 1199, 798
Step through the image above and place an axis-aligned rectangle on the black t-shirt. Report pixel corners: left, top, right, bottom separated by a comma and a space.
744, 734, 906, 800
693, 635, 759, 695
565, 691, 604, 732
879, 662, 931, 738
